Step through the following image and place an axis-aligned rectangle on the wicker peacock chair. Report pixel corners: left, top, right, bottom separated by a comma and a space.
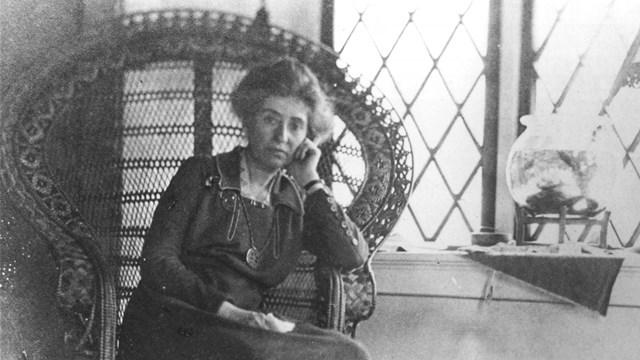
0, 9, 412, 360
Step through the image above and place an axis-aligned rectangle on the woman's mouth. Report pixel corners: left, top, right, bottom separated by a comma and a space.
268, 148, 289, 157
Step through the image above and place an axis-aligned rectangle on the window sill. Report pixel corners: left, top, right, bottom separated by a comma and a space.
371, 249, 640, 308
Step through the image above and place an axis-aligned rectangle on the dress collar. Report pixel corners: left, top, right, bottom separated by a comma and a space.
216, 147, 304, 214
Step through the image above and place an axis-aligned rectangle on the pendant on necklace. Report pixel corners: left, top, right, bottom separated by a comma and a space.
246, 247, 260, 269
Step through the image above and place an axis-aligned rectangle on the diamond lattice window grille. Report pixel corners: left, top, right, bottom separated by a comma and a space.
334, 0, 489, 247
530, 0, 640, 247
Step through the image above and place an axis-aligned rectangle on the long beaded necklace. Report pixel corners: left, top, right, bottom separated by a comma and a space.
238, 148, 281, 268
238, 195, 280, 269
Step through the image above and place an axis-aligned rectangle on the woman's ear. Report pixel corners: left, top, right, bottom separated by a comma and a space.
311, 130, 332, 146
240, 126, 250, 147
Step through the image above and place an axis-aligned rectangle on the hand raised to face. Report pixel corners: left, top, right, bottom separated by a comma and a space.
286, 137, 321, 188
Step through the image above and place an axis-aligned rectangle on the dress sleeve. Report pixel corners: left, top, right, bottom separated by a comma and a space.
302, 187, 369, 270
140, 156, 228, 313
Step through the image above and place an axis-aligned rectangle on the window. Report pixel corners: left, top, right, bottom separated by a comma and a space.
527, 0, 640, 247
334, 0, 640, 249
334, 0, 490, 248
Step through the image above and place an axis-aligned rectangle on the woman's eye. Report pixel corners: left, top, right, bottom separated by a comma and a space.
263, 115, 277, 124
290, 120, 305, 132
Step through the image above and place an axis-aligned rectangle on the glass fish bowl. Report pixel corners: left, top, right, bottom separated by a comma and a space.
506, 114, 618, 216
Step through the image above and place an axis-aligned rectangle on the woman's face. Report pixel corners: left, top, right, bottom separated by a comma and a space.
244, 96, 310, 172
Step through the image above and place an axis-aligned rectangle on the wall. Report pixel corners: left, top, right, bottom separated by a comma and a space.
358, 252, 640, 360
0, 0, 321, 96
1, 0, 77, 93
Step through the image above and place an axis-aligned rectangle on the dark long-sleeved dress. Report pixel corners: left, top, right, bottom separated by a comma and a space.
117, 147, 371, 360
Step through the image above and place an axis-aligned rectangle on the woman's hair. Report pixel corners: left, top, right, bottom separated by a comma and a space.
231, 57, 334, 143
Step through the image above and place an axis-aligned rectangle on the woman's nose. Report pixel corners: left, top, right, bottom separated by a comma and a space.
274, 122, 289, 142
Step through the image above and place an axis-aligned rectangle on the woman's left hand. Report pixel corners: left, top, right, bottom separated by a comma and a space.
287, 138, 321, 187
264, 313, 296, 333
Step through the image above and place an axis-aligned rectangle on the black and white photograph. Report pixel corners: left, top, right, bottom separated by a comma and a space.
1, 0, 639, 359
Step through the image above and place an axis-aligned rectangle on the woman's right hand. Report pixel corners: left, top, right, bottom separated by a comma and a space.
217, 301, 295, 333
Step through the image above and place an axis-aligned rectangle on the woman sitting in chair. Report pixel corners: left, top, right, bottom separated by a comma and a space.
117, 58, 371, 360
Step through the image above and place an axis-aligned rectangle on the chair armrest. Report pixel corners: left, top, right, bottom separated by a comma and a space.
316, 265, 345, 331
261, 251, 375, 337
261, 252, 323, 325
341, 261, 375, 337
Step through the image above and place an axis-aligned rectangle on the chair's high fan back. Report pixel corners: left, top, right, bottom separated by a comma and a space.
0, 9, 412, 359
